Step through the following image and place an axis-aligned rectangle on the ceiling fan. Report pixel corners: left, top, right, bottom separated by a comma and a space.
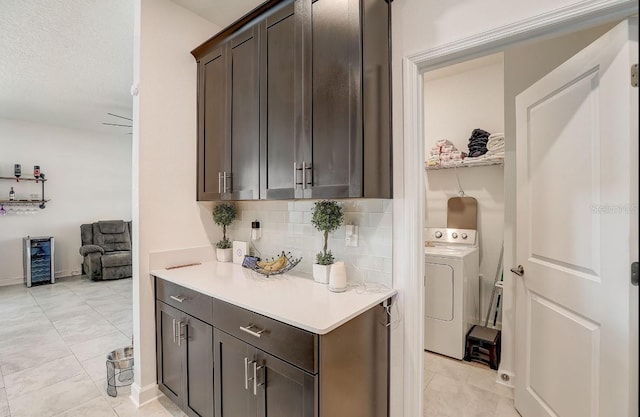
102, 112, 132, 134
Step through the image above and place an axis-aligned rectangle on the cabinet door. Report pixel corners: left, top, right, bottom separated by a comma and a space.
308, 0, 362, 198
227, 26, 260, 200
198, 45, 229, 201
156, 301, 183, 405
260, 1, 298, 200
255, 349, 316, 417
184, 316, 214, 417
214, 329, 256, 417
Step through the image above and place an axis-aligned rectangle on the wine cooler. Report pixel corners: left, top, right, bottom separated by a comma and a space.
23, 236, 55, 287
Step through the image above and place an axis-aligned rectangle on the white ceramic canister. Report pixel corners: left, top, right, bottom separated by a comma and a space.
328, 261, 347, 292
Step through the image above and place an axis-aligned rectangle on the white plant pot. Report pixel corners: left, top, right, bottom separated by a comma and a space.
216, 248, 233, 263
313, 263, 331, 284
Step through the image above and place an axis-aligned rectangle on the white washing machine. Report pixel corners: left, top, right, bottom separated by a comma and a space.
424, 227, 479, 360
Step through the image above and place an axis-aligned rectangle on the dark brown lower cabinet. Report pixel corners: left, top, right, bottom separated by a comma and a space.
156, 301, 214, 417
214, 328, 316, 417
155, 277, 389, 417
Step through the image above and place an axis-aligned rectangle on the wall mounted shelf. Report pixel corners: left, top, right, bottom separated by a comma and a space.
0, 200, 51, 205
0, 176, 47, 182
425, 159, 504, 170
1, 176, 49, 209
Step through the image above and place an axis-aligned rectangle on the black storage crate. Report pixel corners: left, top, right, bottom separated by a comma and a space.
23, 236, 55, 287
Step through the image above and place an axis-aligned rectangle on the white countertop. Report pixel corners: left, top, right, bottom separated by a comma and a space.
151, 261, 396, 335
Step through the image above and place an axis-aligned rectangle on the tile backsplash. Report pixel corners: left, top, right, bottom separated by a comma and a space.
227, 199, 392, 287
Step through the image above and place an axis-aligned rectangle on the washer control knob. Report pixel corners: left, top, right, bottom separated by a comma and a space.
435, 231, 443, 238
461, 233, 468, 239
451, 232, 458, 239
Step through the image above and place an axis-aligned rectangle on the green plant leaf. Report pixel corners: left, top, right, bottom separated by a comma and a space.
311, 200, 344, 258
316, 250, 334, 265
216, 238, 232, 249
212, 203, 237, 226
212, 203, 237, 242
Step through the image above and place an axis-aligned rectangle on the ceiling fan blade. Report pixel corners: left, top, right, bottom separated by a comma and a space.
107, 112, 133, 121
102, 122, 132, 127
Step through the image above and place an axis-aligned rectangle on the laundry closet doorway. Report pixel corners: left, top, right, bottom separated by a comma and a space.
423, 52, 506, 335
418, 17, 638, 417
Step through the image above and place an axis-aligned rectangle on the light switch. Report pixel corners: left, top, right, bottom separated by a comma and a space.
345, 224, 359, 247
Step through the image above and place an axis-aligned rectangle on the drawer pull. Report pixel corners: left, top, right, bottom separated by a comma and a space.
170, 295, 185, 303
239, 324, 266, 338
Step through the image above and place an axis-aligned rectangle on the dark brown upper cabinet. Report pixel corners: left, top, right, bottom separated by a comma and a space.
198, 45, 227, 201
192, 0, 391, 201
260, 1, 299, 199
228, 26, 261, 200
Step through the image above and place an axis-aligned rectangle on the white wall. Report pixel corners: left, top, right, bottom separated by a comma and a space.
133, 0, 220, 404
423, 55, 505, 323
0, 118, 131, 286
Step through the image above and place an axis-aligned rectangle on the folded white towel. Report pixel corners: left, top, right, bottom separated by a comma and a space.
461, 152, 504, 165
487, 142, 505, 152
487, 134, 505, 153
436, 139, 454, 147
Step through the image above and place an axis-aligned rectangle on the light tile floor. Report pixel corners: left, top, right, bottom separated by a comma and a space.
1, 276, 522, 417
0, 276, 182, 417
423, 351, 521, 417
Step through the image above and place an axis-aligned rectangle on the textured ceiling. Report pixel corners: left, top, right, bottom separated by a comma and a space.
0, 0, 134, 135
172, 0, 264, 28
0, 0, 262, 135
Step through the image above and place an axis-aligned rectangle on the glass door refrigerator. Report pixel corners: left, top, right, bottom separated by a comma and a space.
23, 236, 55, 287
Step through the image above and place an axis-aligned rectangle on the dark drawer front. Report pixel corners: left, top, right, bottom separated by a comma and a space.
213, 299, 318, 374
156, 277, 213, 324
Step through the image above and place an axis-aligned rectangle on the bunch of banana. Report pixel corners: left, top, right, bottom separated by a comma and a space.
256, 252, 287, 273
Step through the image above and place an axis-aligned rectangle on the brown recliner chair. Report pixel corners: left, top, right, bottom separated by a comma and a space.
79, 220, 132, 280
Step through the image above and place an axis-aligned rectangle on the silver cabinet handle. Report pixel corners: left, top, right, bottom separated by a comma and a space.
303, 161, 312, 188
301, 161, 306, 189
172, 318, 177, 344
177, 321, 185, 346
294, 162, 303, 188
170, 295, 185, 303
218, 172, 222, 194
239, 324, 266, 338
510, 265, 524, 277
253, 361, 263, 396
223, 171, 228, 193
244, 357, 250, 390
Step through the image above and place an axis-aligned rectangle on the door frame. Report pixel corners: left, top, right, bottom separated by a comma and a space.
398, 1, 638, 416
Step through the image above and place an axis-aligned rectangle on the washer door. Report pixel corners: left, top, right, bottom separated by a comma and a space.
425, 262, 454, 321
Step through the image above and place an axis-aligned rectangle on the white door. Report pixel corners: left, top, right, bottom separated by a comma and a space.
515, 17, 638, 417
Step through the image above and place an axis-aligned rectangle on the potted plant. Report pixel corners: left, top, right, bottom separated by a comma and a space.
212, 203, 237, 262
310, 200, 344, 283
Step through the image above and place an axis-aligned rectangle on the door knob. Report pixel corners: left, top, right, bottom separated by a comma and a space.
510, 265, 524, 277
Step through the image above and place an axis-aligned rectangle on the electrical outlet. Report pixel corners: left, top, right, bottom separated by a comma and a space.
345, 224, 359, 247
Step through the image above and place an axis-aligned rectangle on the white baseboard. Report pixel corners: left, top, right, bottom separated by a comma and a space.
55, 269, 82, 279
0, 268, 82, 287
130, 382, 160, 407
0, 276, 23, 287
